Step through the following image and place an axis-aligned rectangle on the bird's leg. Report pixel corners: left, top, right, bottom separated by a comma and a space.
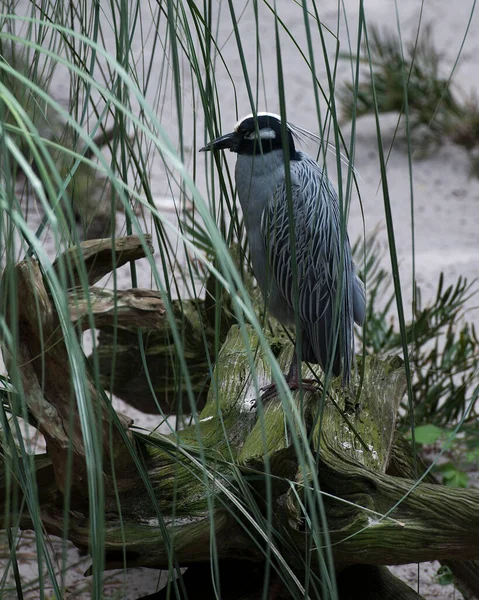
285, 350, 319, 392
260, 350, 319, 402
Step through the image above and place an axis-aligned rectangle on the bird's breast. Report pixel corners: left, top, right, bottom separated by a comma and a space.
235, 153, 282, 264
234, 152, 294, 323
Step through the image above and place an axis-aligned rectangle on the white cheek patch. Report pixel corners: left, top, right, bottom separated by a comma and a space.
244, 127, 277, 141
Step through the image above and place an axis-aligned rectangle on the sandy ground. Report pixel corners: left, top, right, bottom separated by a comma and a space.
2, 0, 479, 598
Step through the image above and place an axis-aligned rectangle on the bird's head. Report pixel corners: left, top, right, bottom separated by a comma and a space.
200, 112, 299, 158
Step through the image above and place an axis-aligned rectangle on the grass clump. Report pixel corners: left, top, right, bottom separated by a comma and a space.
340, 25, 479, 173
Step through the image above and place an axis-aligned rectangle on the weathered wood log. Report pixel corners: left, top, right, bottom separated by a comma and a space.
61, 234, 197, 413
93, 298, 214, 413
55, 235, 225, 413
92, 268, 237, 413
2, 235, 479, 600
1, 256, 138, 500
53, 234, 154, 287
69, 286, 166, 331
388, 431, 479, 598
89, 243, 254, 413
3, 319, 479, 571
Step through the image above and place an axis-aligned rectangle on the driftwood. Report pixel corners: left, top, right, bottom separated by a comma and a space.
90, 244, 245, 414
91, 274, 237, 414
53, 234, 155, 287
388, 432, 479, 599
1, 235, 479, 600
91, 297, 216, 414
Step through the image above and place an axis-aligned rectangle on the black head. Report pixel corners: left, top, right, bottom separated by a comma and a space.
200, 112, 299, 159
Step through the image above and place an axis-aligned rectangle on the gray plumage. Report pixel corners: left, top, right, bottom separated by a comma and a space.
201, 112, 365, 387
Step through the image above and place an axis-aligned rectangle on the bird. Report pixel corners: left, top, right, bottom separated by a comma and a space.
200, 112, 365, 398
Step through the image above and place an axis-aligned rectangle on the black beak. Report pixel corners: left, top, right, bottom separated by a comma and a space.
199, 131, 241, 153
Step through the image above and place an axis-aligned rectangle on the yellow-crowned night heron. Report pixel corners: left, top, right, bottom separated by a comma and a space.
201, 112, 365, 398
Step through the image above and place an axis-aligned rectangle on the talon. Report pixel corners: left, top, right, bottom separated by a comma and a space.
260, 382, 280, 402
259, 359, 319, 402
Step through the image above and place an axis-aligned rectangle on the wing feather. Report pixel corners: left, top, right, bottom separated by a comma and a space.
261, 154, 363, 383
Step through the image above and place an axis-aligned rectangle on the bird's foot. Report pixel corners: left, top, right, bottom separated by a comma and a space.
259, 382, 281, 402
260, 375, 319, 402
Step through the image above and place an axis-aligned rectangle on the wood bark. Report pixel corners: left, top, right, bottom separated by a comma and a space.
388, 431, 479, 598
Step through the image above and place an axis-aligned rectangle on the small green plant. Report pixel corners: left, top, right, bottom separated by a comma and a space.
355, 235, 478, 493
340, 26, 459, 132
354, 235, 479, 428
436, 565, 455, 586
407, 424, 470, 488
340, 25, 479, 169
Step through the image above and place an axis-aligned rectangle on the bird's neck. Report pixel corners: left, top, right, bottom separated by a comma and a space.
235, 151, 284, 214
